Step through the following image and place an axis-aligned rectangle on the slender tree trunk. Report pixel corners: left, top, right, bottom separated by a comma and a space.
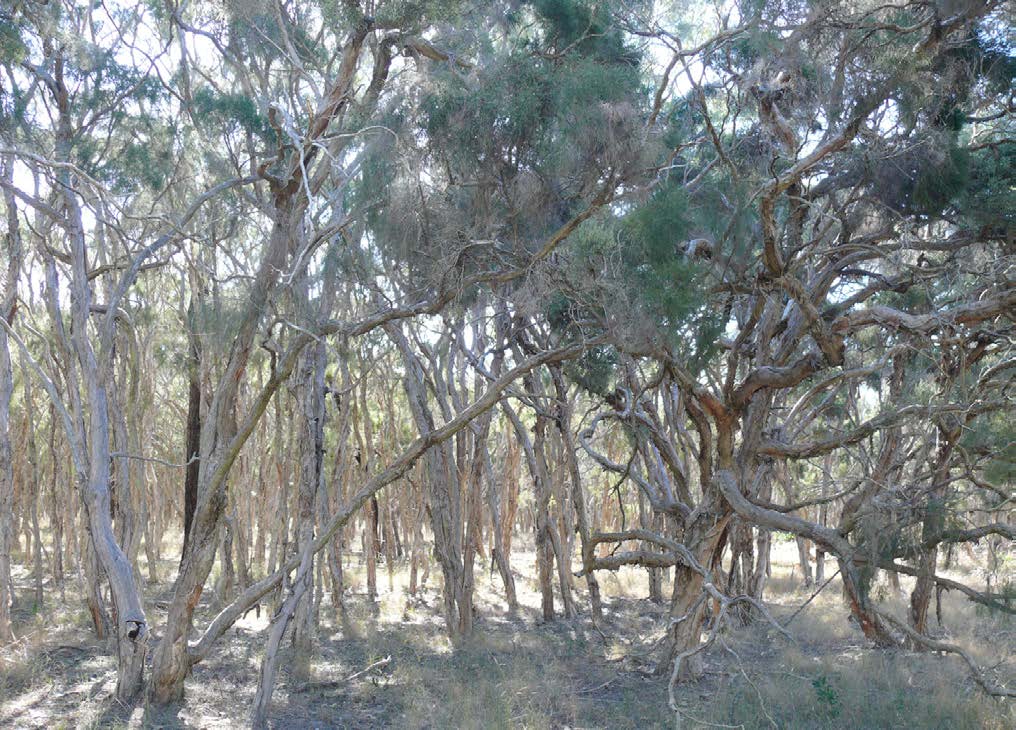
250, 533, 316, 729
48, 405, 64, 585
796, 536, 813, 586
0, 157, 19, 642
640, 492, 664, 604
909, 418, 960, 635
505, 401, 556, 621
21, 361, 44, 608
481, 442, 518, 612
386, 322, 472, 640
150, 182, 300, 705
182, 295, 202, 561
815, 454, 832, 583
291, 336, 327, 683
366, 496, 379, 602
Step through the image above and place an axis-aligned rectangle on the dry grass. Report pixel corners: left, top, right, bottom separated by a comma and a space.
0, 538, 1012, 728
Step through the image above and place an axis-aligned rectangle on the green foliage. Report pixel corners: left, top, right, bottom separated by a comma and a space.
563, 346, 618, 396
612, 183, 705, 330
865, 135, 971, 217
191, 87, 274, 143
0, 80, 27, 133
371, 0, 464, 27
0, 13, 27, 64
957, 143, 1016, 228
728, 26, 781, 69
911, 142, 969, 214
422, 54, 549, 160
872, 19, 1015, 223
546, 181, 721, 388
72, 118, 177, 194
811, 675, 841, 718
66, 44, 165, 109
413, 0, 645, 253
960, 411, 1016, 486
529, 0, 639, 65
933, 28, 1016, 124
224, 0, 320, 65
422, 49, 640, 184
620, 183, 723, 365
874, 284, 933, 311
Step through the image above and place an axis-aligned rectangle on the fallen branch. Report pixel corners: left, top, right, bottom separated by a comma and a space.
874, 609, 1015, 698
782, 569, 841, 628
291, 655, 393, 693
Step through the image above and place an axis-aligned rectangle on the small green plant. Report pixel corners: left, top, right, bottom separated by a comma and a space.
974, 581, 1016, 618
812, 675, 841, 718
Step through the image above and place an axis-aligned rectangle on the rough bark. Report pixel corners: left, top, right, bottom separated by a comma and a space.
181, 294, 202, 561
0, 156, 19, 643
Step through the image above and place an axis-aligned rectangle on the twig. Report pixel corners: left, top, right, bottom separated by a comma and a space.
782, 569, 841, 628
576, 675, 619, 695
874, 610, 1015, 698
291, 655, 392, 693
720, 635, 777, 729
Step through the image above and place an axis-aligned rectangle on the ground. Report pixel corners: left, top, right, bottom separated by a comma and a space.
1, 538, 1012, 729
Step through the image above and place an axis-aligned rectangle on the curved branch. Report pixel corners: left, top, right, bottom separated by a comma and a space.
874, 609, 1016, 698
731, 351, 824, 410
759, 402, 1005, 459
831, 290, 1016, 336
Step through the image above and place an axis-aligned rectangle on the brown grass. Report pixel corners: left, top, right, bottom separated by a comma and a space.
0, 539, 1012, 728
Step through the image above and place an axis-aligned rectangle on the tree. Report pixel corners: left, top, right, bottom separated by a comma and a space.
0, 0, 1012, 721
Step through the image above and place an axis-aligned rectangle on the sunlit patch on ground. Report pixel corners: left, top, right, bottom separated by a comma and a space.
0, 540, 1013, 728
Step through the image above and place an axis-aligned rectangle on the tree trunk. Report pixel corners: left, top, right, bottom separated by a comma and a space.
909, 417, 959, 635
250, 533, 316, 729
291, 336, 327, 683
0, 170, 16, 641
661, 516, 729, 681
182, 295, 202, 561
481, 442, 518, 612
0, 154, 26, 639
20, 361, 44, 608
796, 537, 813, 586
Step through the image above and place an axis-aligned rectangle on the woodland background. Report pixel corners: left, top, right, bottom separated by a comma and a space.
0, 0, 1013, 727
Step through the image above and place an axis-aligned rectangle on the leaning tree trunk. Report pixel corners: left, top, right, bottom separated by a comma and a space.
386, 322, 473, 640
481, 441, 519, 612
150, 193, 296, 703
250, 530, 317, 729
505, 402, 556, 621
250, 336, 326, 725
150, 25, 374, 699
551, 369, 603, 620
72, 276, 150, 702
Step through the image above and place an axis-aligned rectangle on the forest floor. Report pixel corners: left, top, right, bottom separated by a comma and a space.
0, 538, 1013, 729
